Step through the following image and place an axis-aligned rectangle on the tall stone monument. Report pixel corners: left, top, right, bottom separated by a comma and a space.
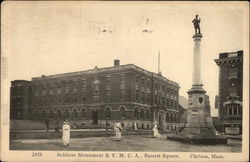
168, 15, 227, 144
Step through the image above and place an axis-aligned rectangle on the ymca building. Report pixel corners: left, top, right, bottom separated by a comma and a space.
10, 60, 180, 130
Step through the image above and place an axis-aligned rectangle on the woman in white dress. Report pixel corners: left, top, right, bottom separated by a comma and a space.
114, 121, 122, 140
62, 120, 71, 146
152, 121, 161, 138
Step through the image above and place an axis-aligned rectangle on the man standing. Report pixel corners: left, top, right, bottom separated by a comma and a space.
192, 14, 201, 34
114, 120, 122, 141
62, 120, 70, 147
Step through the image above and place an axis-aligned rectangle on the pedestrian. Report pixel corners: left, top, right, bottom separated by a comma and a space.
114, 120, 122, 141
152, 121, 161, 138
133, 121, 137, 130
62, 120, 70, 147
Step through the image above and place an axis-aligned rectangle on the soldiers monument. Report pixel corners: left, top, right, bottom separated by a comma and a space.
168, 15, 227, 144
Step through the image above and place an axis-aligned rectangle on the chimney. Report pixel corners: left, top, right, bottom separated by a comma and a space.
114, 59, 120, 66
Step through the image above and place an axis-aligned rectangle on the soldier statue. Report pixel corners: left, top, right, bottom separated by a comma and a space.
192, 15, 201, 34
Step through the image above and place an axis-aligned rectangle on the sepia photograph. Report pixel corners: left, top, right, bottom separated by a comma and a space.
1, 1, 249, 161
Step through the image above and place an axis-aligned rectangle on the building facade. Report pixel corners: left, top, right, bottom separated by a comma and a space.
10, 80, 31, 120
10, 60, 180, 130
214, 50, 243, 134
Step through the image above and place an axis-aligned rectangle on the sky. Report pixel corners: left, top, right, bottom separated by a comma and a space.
2, 1, 248, 116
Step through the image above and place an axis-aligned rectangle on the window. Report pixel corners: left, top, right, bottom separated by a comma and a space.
81, 79, 86, 92
92, 79, 100, 93
166, 113, 169, 122
135, 90, 139, 101
121, 89, 126, 101
120, 106, 126, 118
146, 92, 150, 103
82, 93, 86, 102
41, 110, 46, 119
134, 107, 139, 119
81, 108, 86, 118
57, 82, 62, 88
49, 110, 54, 119
170, 114, 173, 122
229, 67, 237, 78
120, 74, 125, 89
154, 94, 157, 104
229, 87, 237, 97
93, 96, 99, 103
146, 110, 150, 120
121, 74, 125, 84
105, 107, 111, 118
73, 109, 78, 118
65, 109, 69, 119
140, 109, 144, 120
106, 76, 111, 90
74, 94, 78, 103
228, 107, 233, 116
233, 106, 238, 115
141, 91, 144, 103
57, 110, 61, 119
136, 75, 139, 84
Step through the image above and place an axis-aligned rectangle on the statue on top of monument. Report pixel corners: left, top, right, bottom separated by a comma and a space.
192, 15, 201, 34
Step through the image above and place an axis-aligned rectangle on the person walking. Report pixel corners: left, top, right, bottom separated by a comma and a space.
62, 120, 71, 147
114, 120, 122, 141
152, 121, 161, 138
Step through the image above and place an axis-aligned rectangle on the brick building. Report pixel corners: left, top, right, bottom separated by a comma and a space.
10, 80, 31, 120
10, 60, 180, 130
214, 50, 243, 134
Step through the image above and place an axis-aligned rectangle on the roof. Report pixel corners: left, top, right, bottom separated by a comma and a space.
32, 63, 179, 87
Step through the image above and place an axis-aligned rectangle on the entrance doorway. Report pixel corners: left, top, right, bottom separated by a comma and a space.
92, 110, 98, 124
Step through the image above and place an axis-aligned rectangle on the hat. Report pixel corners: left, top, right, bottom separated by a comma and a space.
64, 120, 69, 124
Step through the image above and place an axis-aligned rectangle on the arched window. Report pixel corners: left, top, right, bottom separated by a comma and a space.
174, 114, 177, 122
120, 106, 126, 118
73, 109, 78, 118
170, 114, 173, 122
166, 113, 169, 122
93, 79, 100, 93
65, 109, 69, 119
57, 109, 61, 119
140, 109, 144, 120
146, 109, 150, 120
134, 107, 139, 119
105, 107, 111, 119
81, 108, 86, 118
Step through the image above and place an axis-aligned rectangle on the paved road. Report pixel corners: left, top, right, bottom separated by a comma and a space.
10, 135, 241, 152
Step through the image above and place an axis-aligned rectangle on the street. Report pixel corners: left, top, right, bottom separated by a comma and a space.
10, 135, 241, 152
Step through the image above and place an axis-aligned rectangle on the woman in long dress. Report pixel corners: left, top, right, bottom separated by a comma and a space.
62, 120, 71, 146
152, 121, 161, 138
114, 121, 122, 140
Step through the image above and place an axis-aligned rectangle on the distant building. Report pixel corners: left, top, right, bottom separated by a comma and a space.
214, 95, 219, 109
10, 60, 180, 130
10, 80, 31, 120
214, 50, 243, 135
